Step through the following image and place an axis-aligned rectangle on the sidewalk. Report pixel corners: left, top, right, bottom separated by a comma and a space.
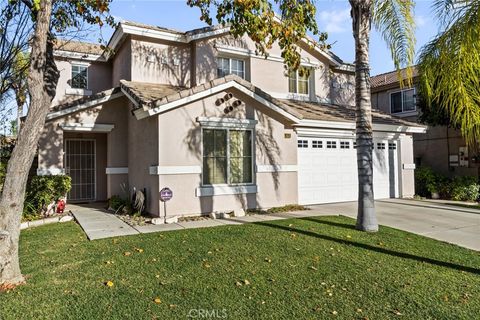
70, 204, 336, 240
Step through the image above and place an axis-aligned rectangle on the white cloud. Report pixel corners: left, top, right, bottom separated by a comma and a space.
415, 15, 429, 27
318, 8, 351, 33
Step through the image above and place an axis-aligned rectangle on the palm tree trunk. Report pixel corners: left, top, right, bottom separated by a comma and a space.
350, 0, 378, 232
0, 0, 58, 285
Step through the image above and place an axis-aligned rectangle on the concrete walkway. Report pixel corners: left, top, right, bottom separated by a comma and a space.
69, 203, 333, 240
309, 199, 480, 251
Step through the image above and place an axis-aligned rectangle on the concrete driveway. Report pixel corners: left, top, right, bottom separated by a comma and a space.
308, 199, 480, 251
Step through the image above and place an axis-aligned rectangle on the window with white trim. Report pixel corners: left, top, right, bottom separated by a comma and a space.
288, 67, 310, 95
340, 141, 350, 149
202, 128, 253, 185
326, 141, 337, 149
298, 140, 308, 148
390, 88, 416, 113
71, 64, 88, 89
217, 57, 245, 79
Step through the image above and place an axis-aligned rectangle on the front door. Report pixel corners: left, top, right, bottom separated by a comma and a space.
65, 139, 96, 201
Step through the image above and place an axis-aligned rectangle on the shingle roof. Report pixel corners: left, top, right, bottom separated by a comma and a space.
119, 75, 304, 119
370, 67, 418, 90
281, 99, 422, 127
54, 39, 104, 55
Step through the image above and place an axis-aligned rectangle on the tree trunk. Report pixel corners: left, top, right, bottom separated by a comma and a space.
0, 0, 58, 285
350, 0, 378, 232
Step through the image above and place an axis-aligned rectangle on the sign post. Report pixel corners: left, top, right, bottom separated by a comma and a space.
159, 187, 173, 223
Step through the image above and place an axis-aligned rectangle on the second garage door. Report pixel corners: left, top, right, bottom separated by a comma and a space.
298, 137, 399, 205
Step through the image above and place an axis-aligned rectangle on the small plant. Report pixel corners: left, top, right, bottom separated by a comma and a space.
23, 175, 72, 218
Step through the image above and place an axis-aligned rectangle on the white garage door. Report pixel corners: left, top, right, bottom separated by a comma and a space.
298, 137, 398, 205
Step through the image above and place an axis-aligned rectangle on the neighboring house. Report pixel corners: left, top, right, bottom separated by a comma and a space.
371, 68, 479, 179
37, 21, 425, 217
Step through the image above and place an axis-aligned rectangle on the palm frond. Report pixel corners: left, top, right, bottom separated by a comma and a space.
418, 0, 480, 145
372, 0, 416, 86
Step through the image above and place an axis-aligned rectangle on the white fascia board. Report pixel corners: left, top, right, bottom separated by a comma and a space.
134, 81, 301, 123
120, 87, 140, 108
296, 119, 426, 134
296, 127, 354, 138
46, 92, 124, 121
60, 123, 114, 133
122, 24, 187, 43
54, 50, 104, 62
187, 28, 230, 42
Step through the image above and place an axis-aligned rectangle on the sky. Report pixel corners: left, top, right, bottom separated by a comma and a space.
99, 0, 441, 76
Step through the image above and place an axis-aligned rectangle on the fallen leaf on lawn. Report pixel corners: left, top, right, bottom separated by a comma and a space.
391, 309, 403, 316
290, 233, 297, 238
169, 304, 177, 309
346, 235, 352, 238
123, 252, 131, 256
153, 297, 161, 304
288, 224, 293, 227
243, 279, 251, 285
356, 308, 363, 313
235, 281, 243, 287
332, 310, 338, 315
442, 295, 449, 302
207, 251, 213, 254
264, 258, 272, 263
135, 248, 144, 253
105, 281, 114, 287
310, 266, 318, 271
155, 275, 160, 278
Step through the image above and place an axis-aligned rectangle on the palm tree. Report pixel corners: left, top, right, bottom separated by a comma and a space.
418, 0, 480, 146
350, 0, 415, 231
189, 0, 416, 232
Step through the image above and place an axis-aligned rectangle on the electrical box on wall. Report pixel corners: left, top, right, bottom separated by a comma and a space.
459, 146, 469, 167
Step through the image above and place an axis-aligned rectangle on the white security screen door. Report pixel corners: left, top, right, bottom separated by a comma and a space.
65, 139, 96, 201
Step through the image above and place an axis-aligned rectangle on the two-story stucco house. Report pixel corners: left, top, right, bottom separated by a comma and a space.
37, 21, 425, 218
371, 68, 479, 179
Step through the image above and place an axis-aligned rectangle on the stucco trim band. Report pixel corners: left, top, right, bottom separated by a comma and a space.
197, 117, 257, 129
149, 166, 202, 175
195, 185, 258, 197
37, 168, 65, 176
60, 123, 115, 133
256, 165, 298, 173
106, 167, 128, 174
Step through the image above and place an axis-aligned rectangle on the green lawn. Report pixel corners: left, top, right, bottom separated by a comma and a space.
1, 216, 479, 319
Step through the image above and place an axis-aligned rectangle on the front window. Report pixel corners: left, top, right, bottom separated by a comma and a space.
390, 88, 416, 113
217, 57, 245, 79
203, 129, 253, 185
288, 67, 310, 95
71, 64, 88, 89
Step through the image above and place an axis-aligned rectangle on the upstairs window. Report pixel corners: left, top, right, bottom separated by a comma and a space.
390, 88, 415, 113
71, 64, 88, 89
217, 57, 245, 79
288, 67, 310, 95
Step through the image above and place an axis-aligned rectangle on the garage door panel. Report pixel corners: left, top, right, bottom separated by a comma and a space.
298, 137, 399, 205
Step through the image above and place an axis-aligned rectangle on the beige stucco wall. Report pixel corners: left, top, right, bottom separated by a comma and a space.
52, 59, 113, 106
156, 88, 298, 216
194, 34, 352, 105
112, 38, 132, 86
38, 97, 130, 202
131, 36, 191, 87
127, 108, 160, 215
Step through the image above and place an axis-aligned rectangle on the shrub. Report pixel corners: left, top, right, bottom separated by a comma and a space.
23, 175, 71, 217
415, 166, 442, 197
449, 176, 480, 202
108, 195, 129, 212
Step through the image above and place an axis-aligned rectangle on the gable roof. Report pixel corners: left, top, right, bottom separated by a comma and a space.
371, 67, 419, 91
